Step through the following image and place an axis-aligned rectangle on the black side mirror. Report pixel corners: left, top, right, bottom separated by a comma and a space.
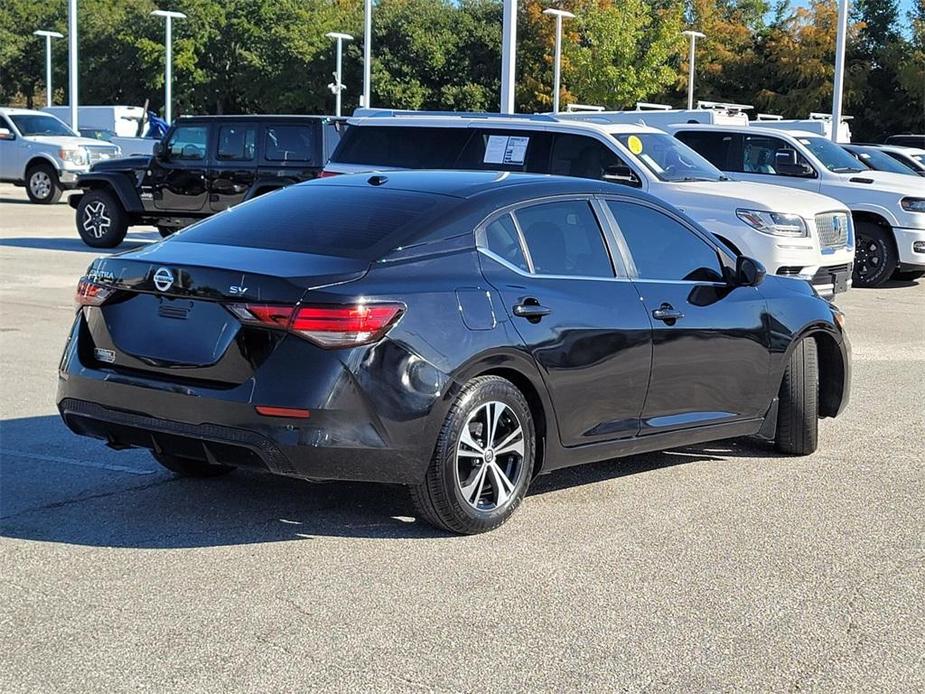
736, 256, 766, 287
774, 148, 814, 177
152, 141, 165, 159
603, 164, 641, 188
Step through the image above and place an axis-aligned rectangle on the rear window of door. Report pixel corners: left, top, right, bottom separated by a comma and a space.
674, 131, 738, 171
740, 134, 812, 176
547, 134, 629, 180
265, 125, 316, 163
216, 125, 257, 161
332, 126, 471, 168
456, 129, 553, 172
607, 201, 724, 282
512, 200, 614, 278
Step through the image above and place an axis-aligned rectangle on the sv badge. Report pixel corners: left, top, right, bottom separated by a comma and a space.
229, 285, 249, 296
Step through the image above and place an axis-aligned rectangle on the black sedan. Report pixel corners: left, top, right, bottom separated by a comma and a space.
58, 172, 850, 534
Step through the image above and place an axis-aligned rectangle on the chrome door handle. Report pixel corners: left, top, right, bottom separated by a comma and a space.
652, 303, 684, 324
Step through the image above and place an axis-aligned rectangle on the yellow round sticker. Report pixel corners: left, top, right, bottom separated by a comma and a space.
627, 135, 643, 155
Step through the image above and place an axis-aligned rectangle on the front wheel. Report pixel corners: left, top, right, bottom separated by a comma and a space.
891, 269, 924, 282
775, 338, 819, 455
410, 376, 535, 534
853, 222, 897, 288
76, 189, 128, 248
25, 163, 63, 204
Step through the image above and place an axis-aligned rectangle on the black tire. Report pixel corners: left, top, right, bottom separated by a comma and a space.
25, 163, 63, 204
152, 452, 234, 478
891, 269, 924, 282
410, 376, 535, 534
853, 221, 897, 288
76, 189, 128, 248
775, 338, 819, 456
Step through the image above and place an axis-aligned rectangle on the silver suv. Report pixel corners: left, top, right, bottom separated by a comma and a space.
0, 107, 120, 204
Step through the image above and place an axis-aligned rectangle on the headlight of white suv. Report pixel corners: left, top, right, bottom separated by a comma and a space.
736, 209, 808, 237
59, 147, 88, 166
900, 197, 925, 213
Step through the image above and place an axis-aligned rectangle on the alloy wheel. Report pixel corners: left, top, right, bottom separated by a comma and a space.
29, 171, 52, 199
455, 401, 525, 511
82, 201, 111, 239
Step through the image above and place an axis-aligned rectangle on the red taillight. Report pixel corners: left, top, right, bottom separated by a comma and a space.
230, 303, 404, 349
75, 278, 114, 309
255, 406, 311, 419
317, 170, 341, 178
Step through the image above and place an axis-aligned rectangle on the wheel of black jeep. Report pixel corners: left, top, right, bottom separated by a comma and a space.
76, 189, 128, 248
152, 452, 234, 478
853, 221, 897, 288
775, 338, 819, 456
410, 375, 535, 534
891, 269, 924, 282
25, 163, 63, 204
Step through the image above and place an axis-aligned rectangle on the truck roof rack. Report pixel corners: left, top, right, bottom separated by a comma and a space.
808, 112, 853, 121
696, 100, 753, 112
564, 104, 605, 112
352, 108, 558, 122
756, 113, 783, 121
634, 102, 673, 111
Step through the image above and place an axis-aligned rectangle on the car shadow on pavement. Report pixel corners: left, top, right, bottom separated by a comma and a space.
0, 234, 158, 254
0, 414, 777, 547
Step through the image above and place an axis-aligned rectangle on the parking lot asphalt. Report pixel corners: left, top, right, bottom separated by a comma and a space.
0, 182, 923, 692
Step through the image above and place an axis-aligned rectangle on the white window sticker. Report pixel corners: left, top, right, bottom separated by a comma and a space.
483, 135, 530, 165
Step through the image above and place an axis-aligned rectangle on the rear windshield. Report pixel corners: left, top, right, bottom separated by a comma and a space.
173, 183, 451, 259
333, 126, 471, 168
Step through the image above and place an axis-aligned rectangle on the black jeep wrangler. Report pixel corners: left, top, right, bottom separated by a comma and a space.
71, 115, 345, 247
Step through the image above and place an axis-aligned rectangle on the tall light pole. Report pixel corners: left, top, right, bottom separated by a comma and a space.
543, 9, 574, 114
68, 0, 78, 130
151, 10, 186, 124
363, 0, 372, 108
33, 30, 64, 109
326, 32, 354, 117
500, 0, 517, 113
682, 30, 706, 110
830, 0, 849, 142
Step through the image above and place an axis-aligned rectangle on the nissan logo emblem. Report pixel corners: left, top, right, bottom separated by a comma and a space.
153, 267, 174, 292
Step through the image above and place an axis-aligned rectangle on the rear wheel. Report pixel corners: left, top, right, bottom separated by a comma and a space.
775, 338, 819, 456
410, 376, 535, 534
25, 163, 63, 204
76, 189, 128, 248
853, 221, 897, 288
152, 452, 234, 478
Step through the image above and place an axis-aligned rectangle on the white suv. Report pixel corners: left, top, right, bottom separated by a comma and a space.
670, 124, 925, 285
325, 111, 855, 296
0, 107, 121, 204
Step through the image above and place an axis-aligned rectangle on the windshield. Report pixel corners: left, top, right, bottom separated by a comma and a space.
849, 147, 914, 175
10, 114, 77, 137
799, 136, 865, 173
611, 132, 727, 182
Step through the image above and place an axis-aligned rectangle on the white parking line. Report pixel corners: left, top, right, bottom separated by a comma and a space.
0, 448, 156, 475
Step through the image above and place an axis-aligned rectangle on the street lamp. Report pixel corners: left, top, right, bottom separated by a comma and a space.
33, 30, 64, 109
362, 0, 372, 108
151, 10, 187, 124
542, 8, 575, 114
325, 32, 354, 118
682, 30, 706, 110
500, 0, 517, 114
830, 0, 849, 142
67, 0, 78, 130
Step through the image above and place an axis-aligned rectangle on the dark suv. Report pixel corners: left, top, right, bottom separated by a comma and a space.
71, 115, 345, 247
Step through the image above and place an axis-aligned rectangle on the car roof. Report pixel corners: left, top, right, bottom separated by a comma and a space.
665, 123, 822, 138
0, 107, 50, 116
345, 112, 666, 135
176, 114, 345, 123
306, 169, 654, 202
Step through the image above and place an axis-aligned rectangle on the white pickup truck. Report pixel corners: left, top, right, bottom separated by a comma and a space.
325, 111, 856, 297
0, 107, 121, 204
670, 124, 925, 285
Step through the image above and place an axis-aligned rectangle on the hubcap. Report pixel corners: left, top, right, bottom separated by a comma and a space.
455, 401, 525, 512
82, 201, 111, 239
30, 171, 52, 198
855, 233, 884, 281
